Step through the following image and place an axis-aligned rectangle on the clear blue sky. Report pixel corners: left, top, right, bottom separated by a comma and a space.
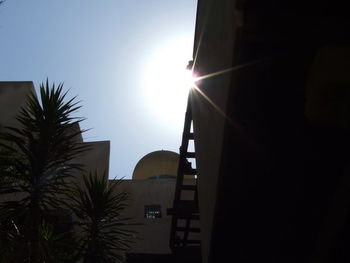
0, 0, 198, 178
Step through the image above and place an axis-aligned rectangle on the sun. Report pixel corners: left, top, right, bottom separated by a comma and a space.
142, 38, 195, 129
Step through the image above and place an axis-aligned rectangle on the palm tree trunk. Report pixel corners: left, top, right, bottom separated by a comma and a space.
29, 199, 40, 262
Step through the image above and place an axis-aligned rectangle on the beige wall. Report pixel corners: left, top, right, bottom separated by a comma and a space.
0, 81, 83, 143
0, 81, 35, 130
132, 151, 179, 180
0, 81, 106, 180
0, 81, 111, 200
77, 140, 111, 175
119, 179, 175, 254
114, 178, 197, 255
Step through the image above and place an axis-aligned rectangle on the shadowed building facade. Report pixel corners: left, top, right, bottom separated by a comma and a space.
172, 1, 350, 263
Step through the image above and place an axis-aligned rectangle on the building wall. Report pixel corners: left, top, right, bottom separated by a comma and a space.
0, 81, 111, 197
0, 81, 108, 177
76, 140, 110, 176
132, 151, 179, 180
0, 81, 35, 130
1, 81, 197, 259
115, 178, 196, 255
190, 1, 238, 262
191, 1, 350, 263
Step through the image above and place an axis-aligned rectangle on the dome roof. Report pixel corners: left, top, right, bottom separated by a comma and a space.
132, 150, 179, 180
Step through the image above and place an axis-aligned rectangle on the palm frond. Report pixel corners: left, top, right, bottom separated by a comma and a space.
0, 80, 89, 262
67, 171, 135, 263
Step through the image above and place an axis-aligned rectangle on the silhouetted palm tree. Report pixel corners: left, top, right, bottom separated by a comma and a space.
67, 172, 134, 263
0, 81, 87, 262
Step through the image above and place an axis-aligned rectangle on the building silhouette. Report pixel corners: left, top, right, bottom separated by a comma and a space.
168, 1, 350, 263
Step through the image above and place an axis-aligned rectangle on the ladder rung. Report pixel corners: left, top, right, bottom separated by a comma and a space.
175, 239, 201, 245
168, 203, 199, 216
168, 210, 200, 220
176, 227, 200, 233
185, 152, 196, 158
184, 168, 197, 175
172, 246, 201, 255
178, 214, 200, 220
185, 240, 201, 245
180, 185, 196, 191
178, 200, 197, 208
169, 203, 198, 215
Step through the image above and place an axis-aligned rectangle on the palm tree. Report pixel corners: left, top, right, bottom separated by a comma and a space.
67, 172, 134, 263
0, 80, 87, 262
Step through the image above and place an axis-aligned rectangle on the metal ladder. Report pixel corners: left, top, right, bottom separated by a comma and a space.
167, 93, 201, 261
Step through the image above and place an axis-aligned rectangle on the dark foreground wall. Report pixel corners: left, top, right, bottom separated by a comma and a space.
192, 0, 350, 262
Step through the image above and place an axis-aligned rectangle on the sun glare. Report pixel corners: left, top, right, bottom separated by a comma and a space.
143, 38, 195, 129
